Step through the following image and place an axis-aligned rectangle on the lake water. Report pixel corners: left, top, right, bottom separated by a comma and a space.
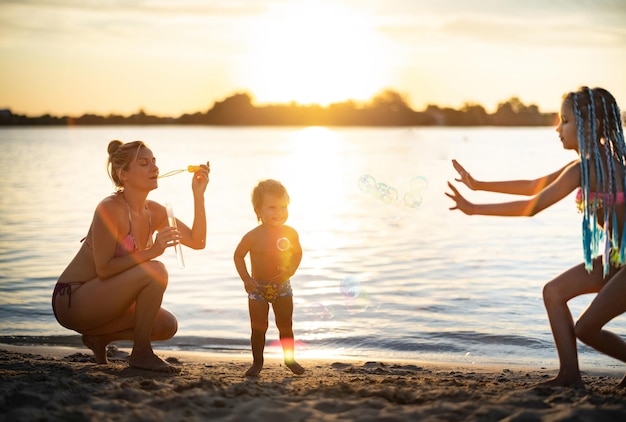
0, 125, 624, 371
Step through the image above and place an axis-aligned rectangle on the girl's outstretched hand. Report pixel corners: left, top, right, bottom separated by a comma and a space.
452, 159, 478, 190
446, 181, 474, 215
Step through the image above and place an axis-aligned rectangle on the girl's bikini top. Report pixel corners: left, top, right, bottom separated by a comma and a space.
575, 187, 626, 213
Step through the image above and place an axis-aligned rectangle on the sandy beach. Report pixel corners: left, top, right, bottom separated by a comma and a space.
1, 344, 625, 421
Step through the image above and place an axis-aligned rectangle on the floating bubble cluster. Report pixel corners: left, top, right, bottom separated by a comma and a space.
358, 174, 428, 208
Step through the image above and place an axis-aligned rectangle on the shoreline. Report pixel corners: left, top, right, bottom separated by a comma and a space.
2, 343, 626, 421
1, 338, 624, 376
1, 342, 624, 377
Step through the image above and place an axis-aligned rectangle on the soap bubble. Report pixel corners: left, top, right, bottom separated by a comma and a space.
403, 176, 427, 208
358, 174, 377, 193
305, 302, 334, 320
376, 183, 399, 204
276, 237, 291, 251
403, 191, 423, 208
338, 276, 379, 314
359, 174, 399, 205
340, 276, 362, 298
409, 176, 429, 191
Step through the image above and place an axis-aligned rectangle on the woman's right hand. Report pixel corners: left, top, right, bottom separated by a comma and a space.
152, 226, 182, 256
452, 159, 478, 190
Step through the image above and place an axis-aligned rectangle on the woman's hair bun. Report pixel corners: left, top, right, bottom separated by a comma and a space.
107, 140, 123, 155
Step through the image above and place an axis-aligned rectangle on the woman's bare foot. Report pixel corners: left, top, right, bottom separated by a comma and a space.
285, 360, 305, 375
82, 334, 108, 364
129, 352, 180, 373
245, 362, 263, 377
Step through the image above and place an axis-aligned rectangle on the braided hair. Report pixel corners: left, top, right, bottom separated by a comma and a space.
565, 87, 626, 275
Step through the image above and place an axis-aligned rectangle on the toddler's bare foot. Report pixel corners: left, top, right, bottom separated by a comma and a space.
82, 334, 108, 364
285, 360, 305, 375
245, 362, 263, 377
129, 352, 180, 373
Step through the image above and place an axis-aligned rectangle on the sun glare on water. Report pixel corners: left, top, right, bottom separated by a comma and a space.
271, 127, 350, 237
243, 0, 391, 106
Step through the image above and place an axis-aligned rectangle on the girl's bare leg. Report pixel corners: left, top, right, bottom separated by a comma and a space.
575, 268, 626, 387
540, 260, 606, 388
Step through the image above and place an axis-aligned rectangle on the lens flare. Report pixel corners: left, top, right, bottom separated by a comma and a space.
276, 237, 291, 251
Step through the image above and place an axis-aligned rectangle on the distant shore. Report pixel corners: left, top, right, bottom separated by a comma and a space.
2, 343, 625, 421
0, 91, 557, 127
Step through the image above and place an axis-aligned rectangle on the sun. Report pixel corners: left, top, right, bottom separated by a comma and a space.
242, 0, 391, 106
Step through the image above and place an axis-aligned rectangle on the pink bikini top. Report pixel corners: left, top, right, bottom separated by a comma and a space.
575, 187, 626, 212
83, 195, 153, 257
114, 202, 153, 256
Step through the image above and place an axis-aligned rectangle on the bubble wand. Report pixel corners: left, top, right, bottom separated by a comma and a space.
165, 202, 185, 269
159, 165, 203, 179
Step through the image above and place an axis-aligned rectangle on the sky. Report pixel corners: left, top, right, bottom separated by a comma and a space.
1, 0, 625, 117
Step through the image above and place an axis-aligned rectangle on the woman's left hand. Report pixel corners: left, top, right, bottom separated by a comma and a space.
152, 226, 182, 256
191, 161, 210, 195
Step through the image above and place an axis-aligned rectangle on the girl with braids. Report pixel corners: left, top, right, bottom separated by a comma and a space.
446, 87, 626, 389
52, 140, 210, 373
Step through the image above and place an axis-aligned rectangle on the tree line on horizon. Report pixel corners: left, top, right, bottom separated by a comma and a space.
0, 90, 557, 127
